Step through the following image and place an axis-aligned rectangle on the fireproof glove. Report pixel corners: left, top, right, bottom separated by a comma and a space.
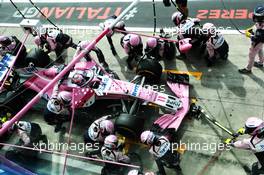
237, 127, 246, 135
224, 138, 235, 146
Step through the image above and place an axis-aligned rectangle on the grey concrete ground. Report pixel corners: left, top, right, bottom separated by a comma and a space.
0, 26, 264, 175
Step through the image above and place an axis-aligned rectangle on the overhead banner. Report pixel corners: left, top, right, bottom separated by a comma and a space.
0, 0, 262, 29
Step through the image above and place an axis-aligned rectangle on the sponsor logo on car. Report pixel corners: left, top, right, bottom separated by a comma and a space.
131, 84, 140, 97
165, 97, 182, 110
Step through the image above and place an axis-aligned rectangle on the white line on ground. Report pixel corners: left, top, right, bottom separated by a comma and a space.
2, 0, 199, 3
0, 23, 243, 35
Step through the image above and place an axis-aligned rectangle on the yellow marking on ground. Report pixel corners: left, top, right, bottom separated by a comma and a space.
177, 144, 187, 154
163, 70, 203, 80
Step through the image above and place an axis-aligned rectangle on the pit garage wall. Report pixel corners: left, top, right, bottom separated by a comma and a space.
0, 0, 262, 30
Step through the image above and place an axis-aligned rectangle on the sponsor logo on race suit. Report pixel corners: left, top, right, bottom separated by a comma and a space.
158, 142, 170, 157
150, 137, 171, 158
180, 20, 195, 33
210, 33, 225, 49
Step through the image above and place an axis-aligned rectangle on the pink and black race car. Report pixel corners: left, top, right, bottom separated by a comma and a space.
0, 53, 190, 139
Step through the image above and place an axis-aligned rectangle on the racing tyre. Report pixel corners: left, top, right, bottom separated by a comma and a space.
136, 59, 162, 83
25, 48, 51, 68
115, 113, 145, 138
164, 42, 177, 60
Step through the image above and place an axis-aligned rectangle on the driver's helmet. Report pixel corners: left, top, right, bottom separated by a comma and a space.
140, 130, 155, 145
146, 37, 158, 48
57, 91, 72, 106
253, 5, 264, 22
202, 23, 216, 36
245, 117, 263, 134
71, 73, 86, 86
99, 120, 114, 136
104, 135, 118, 149
171, 11, 184, 26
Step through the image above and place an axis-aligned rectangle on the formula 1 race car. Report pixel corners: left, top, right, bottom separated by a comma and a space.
0, 52, 190, 138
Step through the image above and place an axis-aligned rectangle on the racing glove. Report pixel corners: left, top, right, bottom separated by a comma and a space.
236, 127, 246, 135
224, 138, 235, 146
245, 27, 253, 38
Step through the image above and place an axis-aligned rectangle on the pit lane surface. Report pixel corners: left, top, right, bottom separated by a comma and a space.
0, 1, 264, 175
